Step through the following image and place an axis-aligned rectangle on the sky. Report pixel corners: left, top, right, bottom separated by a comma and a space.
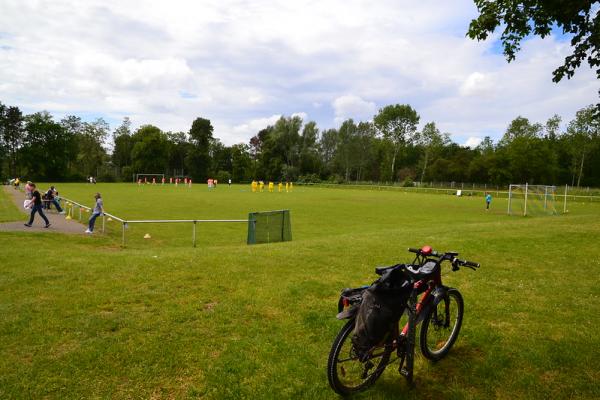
0, 0, 597, 148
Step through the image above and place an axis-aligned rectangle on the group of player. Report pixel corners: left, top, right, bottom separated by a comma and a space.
251, 180, 293, 193
137, 176, 193, 187
135, 176, 292, 193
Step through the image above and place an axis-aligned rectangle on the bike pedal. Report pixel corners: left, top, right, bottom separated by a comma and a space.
399, 367, 410, 377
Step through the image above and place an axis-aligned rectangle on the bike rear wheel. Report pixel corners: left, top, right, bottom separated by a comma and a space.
419, 288, 463, 361
327, 319, 392, 395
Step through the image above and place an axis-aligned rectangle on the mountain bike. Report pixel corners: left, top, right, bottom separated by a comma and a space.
327, 246, 480, 395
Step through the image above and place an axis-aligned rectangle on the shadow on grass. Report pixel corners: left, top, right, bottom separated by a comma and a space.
351, 345, 489, 399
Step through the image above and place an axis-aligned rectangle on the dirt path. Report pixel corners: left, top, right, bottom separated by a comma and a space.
0, 186, 89, 234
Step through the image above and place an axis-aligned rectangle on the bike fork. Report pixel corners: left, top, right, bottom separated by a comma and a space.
399, 294, 417, 383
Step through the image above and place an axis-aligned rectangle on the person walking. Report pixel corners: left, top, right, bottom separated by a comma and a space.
24, 183, 51, 228
85, 193, 104, 234
485, 192, 492, 211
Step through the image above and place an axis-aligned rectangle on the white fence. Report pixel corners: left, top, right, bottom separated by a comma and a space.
297, 182, 600, 205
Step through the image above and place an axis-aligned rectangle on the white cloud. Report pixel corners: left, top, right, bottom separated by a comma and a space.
464, 136, 483, 148
332, 95, 377, 125
292, 112, 308, 121
459, 72, 495, 98
0, 0, 596, 146
231, 115, 281, 138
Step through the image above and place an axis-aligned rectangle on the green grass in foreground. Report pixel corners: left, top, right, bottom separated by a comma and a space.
1, 183, 599, 399
0, 186, 23, 222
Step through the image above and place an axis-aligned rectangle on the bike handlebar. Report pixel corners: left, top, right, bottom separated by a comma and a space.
463, 260, 480, 268
408, 246, 480, 270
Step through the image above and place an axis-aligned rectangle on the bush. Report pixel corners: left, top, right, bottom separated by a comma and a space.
215, 170, 231, 183
98, 173, 116, 183
280, 165, 299, 182
121, 166, 134, 182
297, 174, 321, 184
401, 177, 414, 187
328, 174, 345, 184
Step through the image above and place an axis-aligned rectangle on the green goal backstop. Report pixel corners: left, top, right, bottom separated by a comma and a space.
247, 210, 292, 244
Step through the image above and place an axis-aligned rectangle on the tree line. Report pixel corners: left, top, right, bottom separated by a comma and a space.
0, 101, 598, 187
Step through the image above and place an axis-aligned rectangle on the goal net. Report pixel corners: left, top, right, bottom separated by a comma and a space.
247, 210, 292, 244
508, 184, 558, 216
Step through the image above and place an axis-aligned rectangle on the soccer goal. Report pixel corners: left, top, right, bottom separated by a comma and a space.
247, 210, 292, 244
134, 173, 165, 184
508, 184, 558, 216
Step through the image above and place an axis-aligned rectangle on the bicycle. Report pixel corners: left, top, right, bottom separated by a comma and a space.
327, 245, 480, 395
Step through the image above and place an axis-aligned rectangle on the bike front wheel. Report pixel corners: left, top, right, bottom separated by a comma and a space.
327, 319, 392, 395
419, 288, 464, 361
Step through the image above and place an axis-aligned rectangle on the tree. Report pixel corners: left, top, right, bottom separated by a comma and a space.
318, 128, 339, 177
354, 122, 377, 181
544, 114, 562, 140
299, 121, 320, 175
566, 105, 599, 186
59, 115, 84, 177
414, 122, 449, 182
373, 104, 420, 180
21, 111, 72, 180
75, 118, 109, 177
230, 143, 252, 182
165, 131, 190, 176
186, 117, 214, 181
210, 138, 232, 177
336, 119, 358, 182
112, 117, 133, 171
131, 125, 169, 173
273, 115, 302, 180
498, 116, 543, 146
467, 1, 600, 85
499, 117, 557, 183
0, 103, 24, 177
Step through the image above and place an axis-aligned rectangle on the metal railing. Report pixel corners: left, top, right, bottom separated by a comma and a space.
60, 197, 246, 247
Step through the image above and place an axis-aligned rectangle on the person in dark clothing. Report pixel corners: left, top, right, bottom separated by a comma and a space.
45, 186, 64, 213
24, 183, 51, 228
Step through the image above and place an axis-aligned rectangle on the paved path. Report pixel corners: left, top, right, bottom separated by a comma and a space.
0, 186, 89, 234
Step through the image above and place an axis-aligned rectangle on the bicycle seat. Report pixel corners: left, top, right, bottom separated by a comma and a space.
405, 261, 439, 280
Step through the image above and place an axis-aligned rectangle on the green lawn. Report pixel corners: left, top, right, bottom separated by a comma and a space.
1, 183, 599, 399
0, 186, 23, 222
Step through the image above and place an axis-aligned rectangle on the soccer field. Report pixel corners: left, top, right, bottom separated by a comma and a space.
1, 184, 599, 399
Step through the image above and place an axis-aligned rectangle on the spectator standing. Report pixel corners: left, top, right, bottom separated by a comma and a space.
24, 181, 34, 199
85, 193, 103, 234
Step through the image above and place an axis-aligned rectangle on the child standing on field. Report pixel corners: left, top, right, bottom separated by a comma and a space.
485, 192, 492, 210
85, 193, 103, 234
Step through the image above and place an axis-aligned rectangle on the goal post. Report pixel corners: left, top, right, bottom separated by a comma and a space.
508, 184, 558, 216
134, 173, 165, 183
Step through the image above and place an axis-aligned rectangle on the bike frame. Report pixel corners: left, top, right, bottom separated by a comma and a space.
396, 254, 445, 382
328, 247, 479, 395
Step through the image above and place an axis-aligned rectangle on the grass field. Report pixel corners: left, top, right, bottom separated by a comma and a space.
1, 183, 599, 399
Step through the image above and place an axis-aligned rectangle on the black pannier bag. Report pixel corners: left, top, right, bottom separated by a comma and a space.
351, 265, 412, 360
